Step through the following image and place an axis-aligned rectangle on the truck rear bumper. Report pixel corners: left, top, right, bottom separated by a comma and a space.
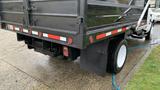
17, 33, 80, 60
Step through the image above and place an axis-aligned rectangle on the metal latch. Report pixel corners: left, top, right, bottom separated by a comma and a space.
77, 16, 84, 24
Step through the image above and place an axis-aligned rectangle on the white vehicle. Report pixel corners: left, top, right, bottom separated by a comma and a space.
146, 0, 160, 32
136, 0, 160, 38
148, 0, 160, 23
147, 0, 160, 26
150, 9, 160, 22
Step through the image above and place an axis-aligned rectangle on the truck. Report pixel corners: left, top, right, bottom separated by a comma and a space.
147, 0, 160, 31
0, 0, 155, 75
148, 0, 160, 24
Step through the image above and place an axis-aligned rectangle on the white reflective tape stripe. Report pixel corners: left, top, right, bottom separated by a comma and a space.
118, 29, 122, 32
23, 29, 28, 33
15, 27, 20, 31
32, 31, 38, 35
8, 25, 14, 30
60, 37, 67, 42
106, 32, 112, 36
126, 27, 130, 30
43, 33, 48, 37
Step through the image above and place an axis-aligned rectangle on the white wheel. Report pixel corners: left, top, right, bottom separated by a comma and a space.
117, 45, 127, 68
107, 39, 128, 74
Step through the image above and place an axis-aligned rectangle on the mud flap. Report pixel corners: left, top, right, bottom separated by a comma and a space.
80, 40, 109, 76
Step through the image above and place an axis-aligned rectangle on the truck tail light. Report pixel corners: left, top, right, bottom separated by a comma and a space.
63, 46, 69, 57
89, 36, 94, 44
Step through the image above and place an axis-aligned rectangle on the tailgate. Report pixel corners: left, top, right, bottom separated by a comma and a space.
0, 0, 79, 34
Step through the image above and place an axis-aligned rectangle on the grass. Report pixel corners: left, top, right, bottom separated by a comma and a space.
126, 46, 160, 90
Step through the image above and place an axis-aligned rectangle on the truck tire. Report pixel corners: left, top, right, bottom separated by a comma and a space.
145, 31, 151, 40
107, 39, 128, 74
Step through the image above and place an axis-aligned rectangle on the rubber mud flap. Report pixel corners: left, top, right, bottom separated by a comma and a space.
80, 40, 109, 76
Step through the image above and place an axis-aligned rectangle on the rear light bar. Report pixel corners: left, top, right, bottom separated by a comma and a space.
5, 24, 130, 45
6, 24, 72, 43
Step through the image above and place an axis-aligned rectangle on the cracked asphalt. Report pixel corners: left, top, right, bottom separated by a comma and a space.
0, 24, 159, 90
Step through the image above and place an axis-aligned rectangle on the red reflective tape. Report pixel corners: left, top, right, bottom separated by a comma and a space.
29, 27, 32, 35
29, 30, 32, 35
19, 26, 23, 32
112, 30, 118, 35
38, 32, 43, 37
48, 34, 60, 40
96, 33, 106, 40
13, 25, 15, 31
122, 27, 127, 31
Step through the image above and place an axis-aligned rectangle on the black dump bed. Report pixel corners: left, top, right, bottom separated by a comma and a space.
0, 0, 146, 49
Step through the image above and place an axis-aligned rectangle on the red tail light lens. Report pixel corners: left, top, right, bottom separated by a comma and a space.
63, 46, 69, 57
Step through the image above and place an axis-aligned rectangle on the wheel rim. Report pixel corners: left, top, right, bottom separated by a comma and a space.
117, 44, 127, 68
